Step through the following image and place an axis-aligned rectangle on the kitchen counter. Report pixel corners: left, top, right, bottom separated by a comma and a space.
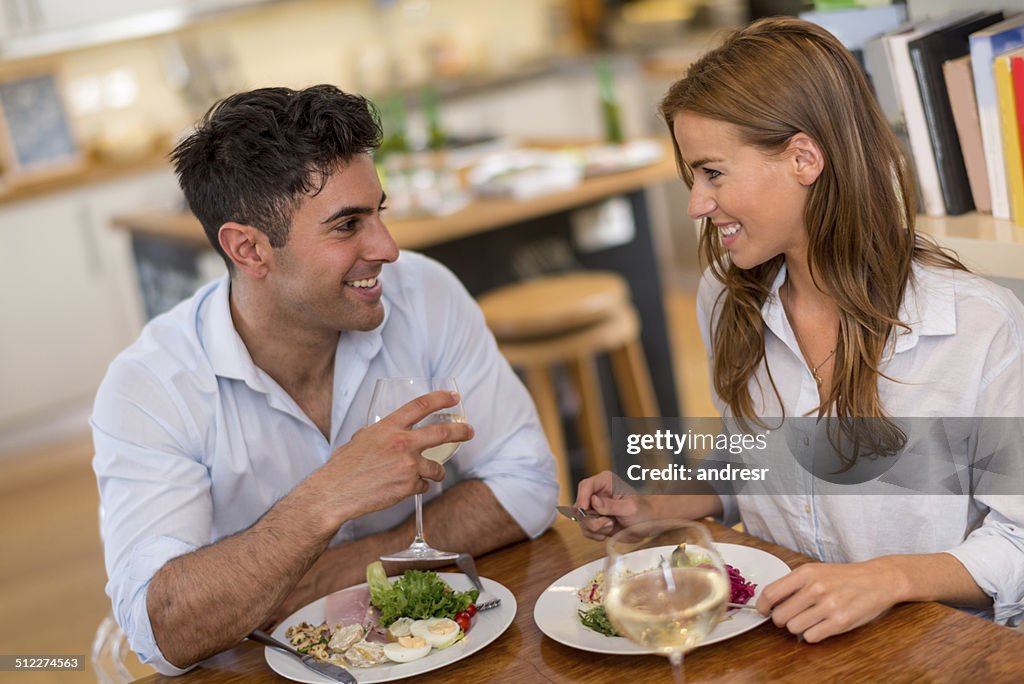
112, 146, 680, 250
0, 148, 172, 207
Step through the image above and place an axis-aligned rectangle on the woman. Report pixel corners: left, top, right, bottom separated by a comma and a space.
576, 17, 1024, 641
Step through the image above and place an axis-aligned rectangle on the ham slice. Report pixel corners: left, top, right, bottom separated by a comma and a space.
324, 586, 373, 627
363, 607, 389, 643
323, 585, 389, 642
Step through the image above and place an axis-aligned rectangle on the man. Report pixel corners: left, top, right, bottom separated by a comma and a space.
92, 85, 558, 674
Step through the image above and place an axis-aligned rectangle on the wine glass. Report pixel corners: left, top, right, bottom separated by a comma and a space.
603, 519, 729, 684
369, 377, 466, 562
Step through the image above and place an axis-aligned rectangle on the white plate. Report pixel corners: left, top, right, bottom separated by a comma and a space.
267, 573, 516, 683
533, 543, 790, 655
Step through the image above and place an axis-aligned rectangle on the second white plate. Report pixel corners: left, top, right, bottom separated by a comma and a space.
533, 543, 790, 655
268, 573, 516, 683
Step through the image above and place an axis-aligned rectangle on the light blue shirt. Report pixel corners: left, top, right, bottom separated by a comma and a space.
698, 262, 1024, 627
92, 251, 558, 674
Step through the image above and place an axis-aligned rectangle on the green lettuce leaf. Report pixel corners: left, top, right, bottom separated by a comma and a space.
365, 562, 478, 626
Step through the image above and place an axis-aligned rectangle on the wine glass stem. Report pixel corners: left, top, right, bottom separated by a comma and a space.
413, 493, 426, 545
669, 652, 685, 684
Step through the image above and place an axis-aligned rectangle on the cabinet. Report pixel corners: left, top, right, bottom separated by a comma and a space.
1, 0, 179, 37
0, 0, 30, 39
0, 168, 180, 427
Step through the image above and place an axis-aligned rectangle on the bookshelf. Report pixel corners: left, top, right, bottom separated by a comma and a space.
916, 211, 1024, 280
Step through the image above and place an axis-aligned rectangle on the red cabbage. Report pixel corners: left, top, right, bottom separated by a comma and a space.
727, 564, 756, 604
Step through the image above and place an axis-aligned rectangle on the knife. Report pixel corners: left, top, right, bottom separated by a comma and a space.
248, 629, 357, 683
555, 505, 602, 522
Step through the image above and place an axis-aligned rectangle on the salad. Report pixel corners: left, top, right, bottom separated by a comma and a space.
285, 562, 480, 668
576, 555, 758, 637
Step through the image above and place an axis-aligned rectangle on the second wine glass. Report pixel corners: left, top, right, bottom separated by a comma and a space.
369, 376, 465, 562
603, 519, 729, 684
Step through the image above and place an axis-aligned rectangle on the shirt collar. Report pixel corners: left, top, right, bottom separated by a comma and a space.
891, 262, 957, 353
198, 275, 264, 387
197, 274, 391, 393
760, 261, 957, 356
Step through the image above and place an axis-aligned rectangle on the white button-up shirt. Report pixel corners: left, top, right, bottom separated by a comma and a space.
92, 251, 558, 673
698, 261, 1024, 626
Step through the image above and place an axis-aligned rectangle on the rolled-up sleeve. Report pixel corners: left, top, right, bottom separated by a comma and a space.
92, 360, 211, 674
944, 503, 1024, 626
413, 255, 559, 538
949, 309, 1024, 626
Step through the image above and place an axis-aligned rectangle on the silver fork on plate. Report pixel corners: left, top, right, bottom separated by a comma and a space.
455, 553, 501, 611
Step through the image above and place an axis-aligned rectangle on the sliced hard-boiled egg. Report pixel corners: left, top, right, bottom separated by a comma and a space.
388, 617, 416, 639
410, 617, 461, 648
382, 635, 432, 663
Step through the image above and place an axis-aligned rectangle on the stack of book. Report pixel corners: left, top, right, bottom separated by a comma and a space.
862, 11, 1024, 224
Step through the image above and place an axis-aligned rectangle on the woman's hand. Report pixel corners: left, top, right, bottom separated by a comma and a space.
756, 559, 904, 642
573, 471, 651, 541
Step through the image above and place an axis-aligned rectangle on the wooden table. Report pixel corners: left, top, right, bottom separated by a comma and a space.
133, 517, 1023, 684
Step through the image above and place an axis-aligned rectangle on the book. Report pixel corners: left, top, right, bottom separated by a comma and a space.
1011, 53, 1024, 225
969, 15, 1024, 220
993, 48, 1024, 225
908, 12, 1002, 215
943, 55, 991, 212
865, 32, 923, 205
883, 11, 980, 217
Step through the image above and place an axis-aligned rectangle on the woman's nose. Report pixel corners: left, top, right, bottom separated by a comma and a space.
688, 186, 716, 221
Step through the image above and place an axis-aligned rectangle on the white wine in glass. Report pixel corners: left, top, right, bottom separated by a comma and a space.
369, 377, 465, 562
420, 413, 466, 464
603, 520, 728, 683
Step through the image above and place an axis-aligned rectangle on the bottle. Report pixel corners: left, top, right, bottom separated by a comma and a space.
378, 94, 410, 158
596, 56, 624, 145
422, 85, 447, 151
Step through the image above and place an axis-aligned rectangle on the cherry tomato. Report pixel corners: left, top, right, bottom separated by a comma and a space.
455, 611, 472, 633
466, 603, 478, 618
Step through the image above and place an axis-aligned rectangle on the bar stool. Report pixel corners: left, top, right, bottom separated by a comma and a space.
478, 272, 659, 503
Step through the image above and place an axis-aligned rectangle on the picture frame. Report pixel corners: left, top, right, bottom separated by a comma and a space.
0, 67, 83, 186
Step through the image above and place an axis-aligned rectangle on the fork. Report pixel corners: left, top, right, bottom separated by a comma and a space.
455, 553, 501, 611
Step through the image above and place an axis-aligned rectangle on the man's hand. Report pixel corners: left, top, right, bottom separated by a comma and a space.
756, 560, 902, 642
316, 390, 474, 525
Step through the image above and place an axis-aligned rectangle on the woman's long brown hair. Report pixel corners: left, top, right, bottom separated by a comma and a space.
660, 18, 966, 464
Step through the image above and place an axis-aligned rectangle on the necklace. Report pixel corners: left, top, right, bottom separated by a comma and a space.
786, 279, 835, 388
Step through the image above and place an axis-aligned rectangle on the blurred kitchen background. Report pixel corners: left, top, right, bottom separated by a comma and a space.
2, 0, 1022, 681
0, 0, 760, 457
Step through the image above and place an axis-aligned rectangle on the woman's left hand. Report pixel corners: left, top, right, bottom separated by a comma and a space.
755, 559, 903, 642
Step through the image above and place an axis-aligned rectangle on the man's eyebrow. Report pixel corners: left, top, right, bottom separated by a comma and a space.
321, 191, 388, 224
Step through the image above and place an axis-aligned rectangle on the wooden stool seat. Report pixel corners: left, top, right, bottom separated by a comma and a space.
478, 272, 629, 339
496, 302, 640, 367
479, 272, 659, 503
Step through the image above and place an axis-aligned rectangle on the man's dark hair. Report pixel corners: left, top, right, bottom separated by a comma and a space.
170, 85, 382, 262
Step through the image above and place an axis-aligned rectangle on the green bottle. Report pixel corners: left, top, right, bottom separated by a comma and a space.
596, 57, 624, 145
379, 94, 409, 158
422, 85, 447, 151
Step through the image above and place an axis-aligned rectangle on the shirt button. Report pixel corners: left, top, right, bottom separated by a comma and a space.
802, 436, 810, 447
804, 504, 811, 513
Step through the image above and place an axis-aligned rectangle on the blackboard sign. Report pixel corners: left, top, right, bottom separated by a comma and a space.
0, 72, 81, 182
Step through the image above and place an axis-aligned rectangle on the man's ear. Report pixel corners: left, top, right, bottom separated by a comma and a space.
219, 222, 271, 278
789, 132, 824, 186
